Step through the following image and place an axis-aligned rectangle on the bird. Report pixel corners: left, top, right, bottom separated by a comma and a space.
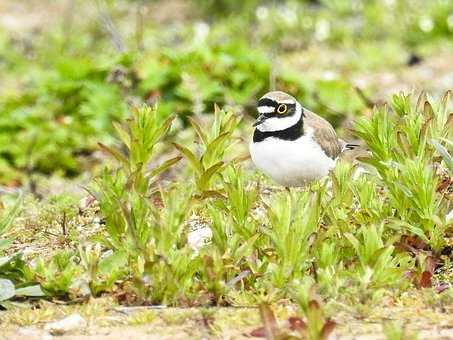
249, 91, 357, 187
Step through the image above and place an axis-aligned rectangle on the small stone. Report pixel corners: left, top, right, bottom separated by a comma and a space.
188, 226, 212, 251
44, 313, 87, 335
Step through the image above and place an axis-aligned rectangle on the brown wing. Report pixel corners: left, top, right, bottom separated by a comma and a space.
303, 109, 341, 159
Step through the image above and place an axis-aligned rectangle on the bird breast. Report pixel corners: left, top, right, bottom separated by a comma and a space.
249, 132, 336, 187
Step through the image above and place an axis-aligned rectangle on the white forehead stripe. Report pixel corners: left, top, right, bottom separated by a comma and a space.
257, 106, 275, 114
278, 99, 296, 104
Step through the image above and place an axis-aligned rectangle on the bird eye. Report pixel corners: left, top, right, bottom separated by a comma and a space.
276, 104, 287, 114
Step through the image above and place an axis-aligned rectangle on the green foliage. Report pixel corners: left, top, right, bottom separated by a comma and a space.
33, 251, 81, 297
354, 92, 452, 252
94, 105, 177, 253
93, 105, 200, 304
81, 93, 450, 307
264, 189, 322, 288
0, 194, 22, 242
174, 105, 240, 193
1, 92, 451, 312
0, 53, 128, 181
77, 244, 128, 296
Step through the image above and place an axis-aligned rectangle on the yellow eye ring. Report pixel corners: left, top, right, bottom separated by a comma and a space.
277, 104, 287, 114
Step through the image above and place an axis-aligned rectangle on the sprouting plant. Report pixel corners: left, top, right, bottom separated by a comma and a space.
354, 91, 452, 252
77, 244, 128, 296
263, 188, 323, 288
199, 164, 260, 302
33, 250, 82, 298
251, 295, 336, 340
173, 105, 241, 193
94, 105, 179, 254
0, 194, 22, 242
382, 321, 416, 340
345, 224, 412, 292
93, 105, 204, 304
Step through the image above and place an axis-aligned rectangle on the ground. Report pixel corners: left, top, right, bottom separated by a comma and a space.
1, 289, 453, 339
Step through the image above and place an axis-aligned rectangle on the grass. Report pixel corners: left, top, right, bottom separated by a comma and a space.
0, 0, 452, 338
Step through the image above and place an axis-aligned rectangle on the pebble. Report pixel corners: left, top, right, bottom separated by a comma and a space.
44, 313, 87, 335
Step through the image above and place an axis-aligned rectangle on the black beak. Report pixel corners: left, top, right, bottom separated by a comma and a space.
253, 114, 266, 127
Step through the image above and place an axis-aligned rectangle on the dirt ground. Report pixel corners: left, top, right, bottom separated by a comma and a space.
1, 292, 453, 339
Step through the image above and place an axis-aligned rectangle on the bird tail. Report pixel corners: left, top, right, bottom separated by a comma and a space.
343, 143, 360, 151
339, 139, 360, 152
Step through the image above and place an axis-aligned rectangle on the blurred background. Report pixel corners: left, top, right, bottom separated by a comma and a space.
0, 0, 452, 193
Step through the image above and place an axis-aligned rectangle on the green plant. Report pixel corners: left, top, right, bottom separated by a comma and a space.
199, 164, 260, 302
173, 105, 240, 194
32, 250, 82, 298
354, 92, 452, 252
263, 188, 323, 289
0, 194, 22, 251
77, 244, 128, 296
93, 105, 202, 304
94, 105, 178, 253
382, 321, 416, 340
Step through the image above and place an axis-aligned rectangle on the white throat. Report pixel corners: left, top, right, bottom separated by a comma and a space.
256, 102, 303, 132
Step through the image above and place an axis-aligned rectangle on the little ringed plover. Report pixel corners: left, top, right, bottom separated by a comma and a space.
249, 91, 357, 187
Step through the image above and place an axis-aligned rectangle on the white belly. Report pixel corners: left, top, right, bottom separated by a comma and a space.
249, 135, 335, 187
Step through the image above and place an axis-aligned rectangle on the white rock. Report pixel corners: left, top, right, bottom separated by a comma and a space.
188, 226, 212, 251
44, 313, 87, 335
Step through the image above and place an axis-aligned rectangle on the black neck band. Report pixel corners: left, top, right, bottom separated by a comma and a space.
253, 112, 304, 143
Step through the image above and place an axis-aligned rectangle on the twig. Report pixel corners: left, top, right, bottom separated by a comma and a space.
61, 211, 67, 236
135, 1, 145, 51
94, 0, 126, 53
109, 305, 258, 315
268, 47, 277, 91
226, 270, 251, 288
0, 187, 22, 195
24, 134, 42, 199
62, 0, 76, 50
354, 86, 376, 108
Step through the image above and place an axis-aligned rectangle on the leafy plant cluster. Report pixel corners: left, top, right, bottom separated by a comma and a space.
2, 92, 450, 313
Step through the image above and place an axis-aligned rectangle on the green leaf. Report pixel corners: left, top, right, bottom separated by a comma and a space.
0, 239, 12, 251
188, 117, 208, 146
147, 156, 182, 179
345, 233, 360, 253
113, 121, 131, 150
432, 139, 453, 173
0, 255, 12, 267
0, 194, 22, 236
98, 143, 129, 168
173, 143, 203, 173
201, 132, 231, 167
0, 279, 15, 301
154, 115, 175, 143
197, 162, 224, 191
99, 251, 128, 274
15, 285, 45, 297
